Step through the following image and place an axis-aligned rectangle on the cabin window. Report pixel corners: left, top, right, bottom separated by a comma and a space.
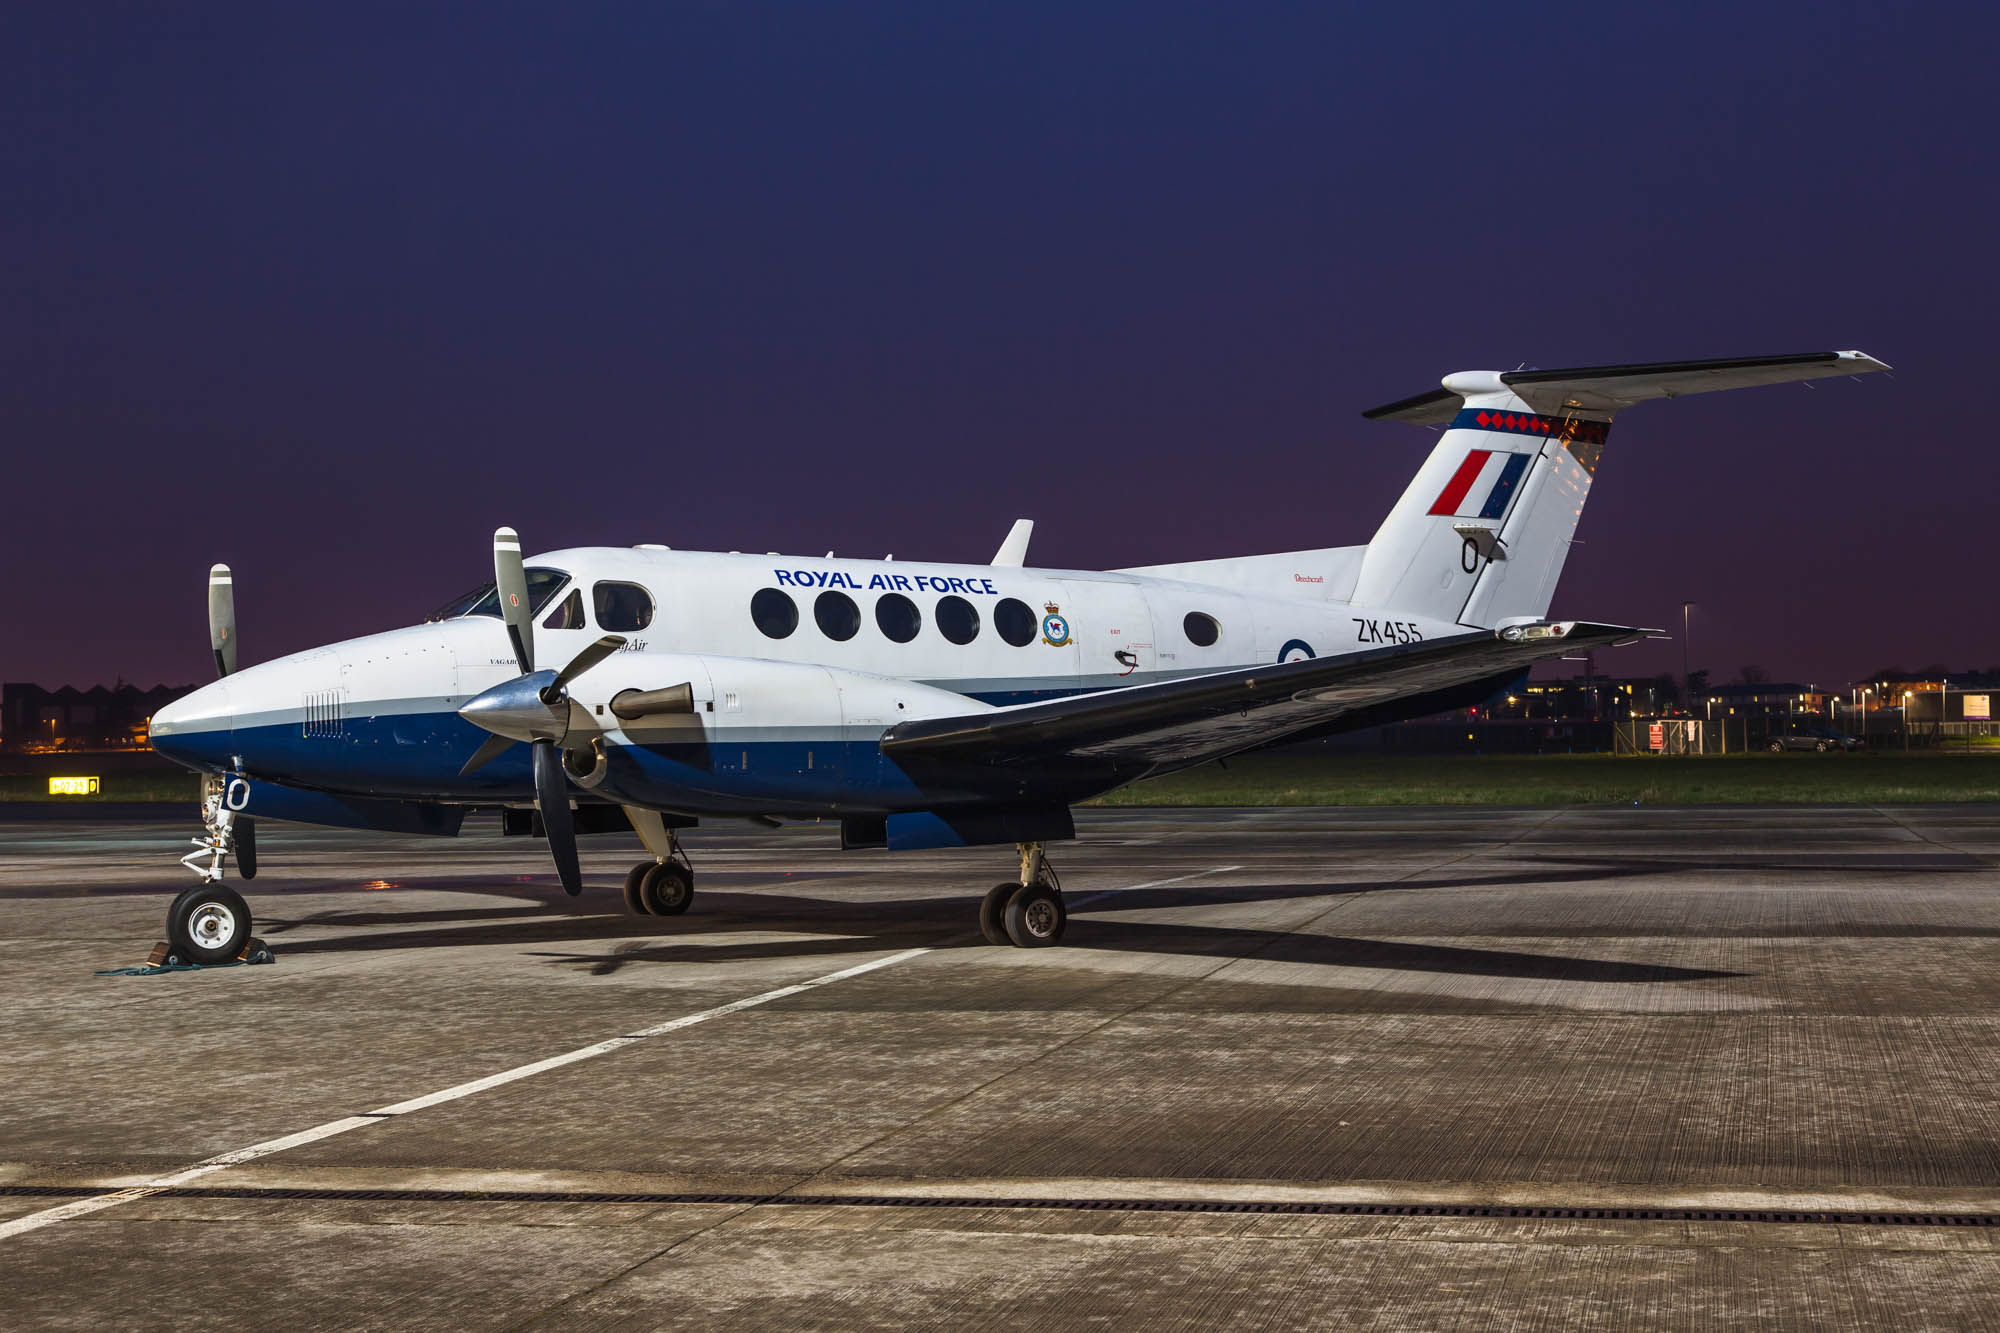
750, 588, 799, 639
542, 589, 585, 630
815, 590, 861, 641
994, 598, 1037, 647
935, 595, 980, 645
1183, 611, 1220, 647
875, 593, 921, 643
594, 581, 655, 632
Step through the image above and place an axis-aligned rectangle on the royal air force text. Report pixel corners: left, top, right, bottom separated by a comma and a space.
774, 569, 1001, 595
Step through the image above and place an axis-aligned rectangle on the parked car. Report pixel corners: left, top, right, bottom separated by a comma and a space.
1766, 719, 1863, 752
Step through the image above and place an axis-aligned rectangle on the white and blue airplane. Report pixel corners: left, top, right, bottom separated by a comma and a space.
150, 350, 1887, 964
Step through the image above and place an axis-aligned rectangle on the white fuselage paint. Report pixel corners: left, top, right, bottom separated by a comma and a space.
156, 545, 1471, 760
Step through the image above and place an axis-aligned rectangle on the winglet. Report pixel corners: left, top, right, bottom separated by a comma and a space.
992, 518, 1034, 567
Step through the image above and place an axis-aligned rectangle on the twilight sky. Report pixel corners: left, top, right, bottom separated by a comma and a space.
5, 3, 1993, 689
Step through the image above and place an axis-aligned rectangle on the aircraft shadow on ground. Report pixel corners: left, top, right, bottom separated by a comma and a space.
260, 867, 1743, 983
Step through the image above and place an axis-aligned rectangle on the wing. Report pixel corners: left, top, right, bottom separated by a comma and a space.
881, 620, 1652, 776
1363, 351, 1890, 426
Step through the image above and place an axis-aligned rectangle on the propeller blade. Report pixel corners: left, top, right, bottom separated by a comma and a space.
533, 739, 582, 896
493, 526, 534, 674
235, 816, 257, 879
458, 733, 516, 776
546, 634, 628, 698
208, 564, 237, 678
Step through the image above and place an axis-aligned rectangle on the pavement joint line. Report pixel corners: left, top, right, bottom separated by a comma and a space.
1869, 804, 1999, 868
0, 946, 933, 1243
3, 1182, 1996, 1229
1065, 864, 1243, 910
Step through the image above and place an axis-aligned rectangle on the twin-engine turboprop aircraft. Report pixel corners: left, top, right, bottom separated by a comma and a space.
149, 350, 1887, 964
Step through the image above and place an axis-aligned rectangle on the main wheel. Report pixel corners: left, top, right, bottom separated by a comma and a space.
1815, 740, 1830, 752
167, 883, 252, 966
1767, 740, 1784, 753
979, 883, 1017, 945
641, 861, 693, 915
623, 862, 653, 915
1003, 883, 1066, 948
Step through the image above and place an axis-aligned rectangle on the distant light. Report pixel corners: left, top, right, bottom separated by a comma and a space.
48, 776, 99, 796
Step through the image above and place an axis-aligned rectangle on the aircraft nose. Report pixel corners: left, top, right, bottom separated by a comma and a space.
150, 678, 236, 772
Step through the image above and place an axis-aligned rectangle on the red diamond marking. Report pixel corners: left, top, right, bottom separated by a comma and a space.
1476, 412, 1491, 427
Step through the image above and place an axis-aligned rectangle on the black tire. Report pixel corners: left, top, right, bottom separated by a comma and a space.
641, 862, 693, 915
1816, 740, 1830, 753
1003, 883, 1066, 948
167, 883, 253, 966
623, 862, 653, 915
1767, 741, 1784, 753
979, 883, 1017, 946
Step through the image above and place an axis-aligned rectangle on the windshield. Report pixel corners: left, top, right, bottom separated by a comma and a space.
425, 567, 571, 622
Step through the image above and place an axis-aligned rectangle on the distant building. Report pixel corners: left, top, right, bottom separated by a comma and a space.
1, 683, 197, 752
1699, 683, 1829, 718
1487, 675, 1675, 722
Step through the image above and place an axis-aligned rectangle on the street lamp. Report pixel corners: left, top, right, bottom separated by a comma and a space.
1681, 601, 1694, 707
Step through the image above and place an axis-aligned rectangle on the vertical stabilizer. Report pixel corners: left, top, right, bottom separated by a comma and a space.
1350, 373, 1605, 627
1349, 351, 1888, 628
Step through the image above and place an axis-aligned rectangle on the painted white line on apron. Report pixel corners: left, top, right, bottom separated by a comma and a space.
0, 947, 930, 1241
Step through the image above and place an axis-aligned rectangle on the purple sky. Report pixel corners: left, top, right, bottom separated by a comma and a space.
6, 3, 1994, 689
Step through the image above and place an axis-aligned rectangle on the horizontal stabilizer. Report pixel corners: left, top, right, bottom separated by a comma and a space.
1364, 350, 1890, 425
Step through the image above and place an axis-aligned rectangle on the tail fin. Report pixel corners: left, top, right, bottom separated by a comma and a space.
1348, 350, 1888, 627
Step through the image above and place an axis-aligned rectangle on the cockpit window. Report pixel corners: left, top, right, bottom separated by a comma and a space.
427, 567, 571, 622
593, 581, 655, 632
542, 589, 585, 630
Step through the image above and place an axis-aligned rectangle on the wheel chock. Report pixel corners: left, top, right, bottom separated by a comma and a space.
96, 937, 275, 977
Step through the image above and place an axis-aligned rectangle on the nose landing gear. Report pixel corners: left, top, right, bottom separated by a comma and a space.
163, 775, 260, 965
980, 842, 1067, 948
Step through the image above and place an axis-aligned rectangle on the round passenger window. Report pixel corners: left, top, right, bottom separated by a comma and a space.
875, 592, 921, 643
1183, 612, 1220, 647
751, 588, 799, 639
994, 597, 1037, 647
814, 590, 861, 641
593, 581, 655, 632
935, 595, 980, 645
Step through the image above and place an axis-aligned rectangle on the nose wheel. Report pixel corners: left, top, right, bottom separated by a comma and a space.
167, 883, 254, 966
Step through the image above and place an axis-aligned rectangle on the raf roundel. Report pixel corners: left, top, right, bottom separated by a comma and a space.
1040, 602, 1072, 648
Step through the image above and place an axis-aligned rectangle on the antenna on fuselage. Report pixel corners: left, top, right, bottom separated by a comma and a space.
991, 519, 1034, 567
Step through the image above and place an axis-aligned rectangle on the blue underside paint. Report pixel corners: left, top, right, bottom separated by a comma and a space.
154, 707, 1008, 817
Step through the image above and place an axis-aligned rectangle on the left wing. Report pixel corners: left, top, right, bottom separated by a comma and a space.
881, 620, 1652, 775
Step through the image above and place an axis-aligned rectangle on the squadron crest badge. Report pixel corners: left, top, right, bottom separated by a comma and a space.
1040, 602, 1072, 647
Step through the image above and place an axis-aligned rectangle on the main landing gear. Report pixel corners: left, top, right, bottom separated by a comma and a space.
167, 775, 259, 965
621, 830, 696, 917
980, 841, 1066, 948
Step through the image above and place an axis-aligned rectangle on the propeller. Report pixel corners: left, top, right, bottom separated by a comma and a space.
208, 564, 236, 679
204, 563, 255, 878
457, 526, 626, 895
